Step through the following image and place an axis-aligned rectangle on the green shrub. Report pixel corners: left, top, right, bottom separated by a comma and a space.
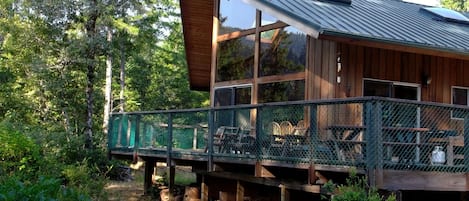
0, 121, 109, 200
323, 172, 396, 201
0, 122, 40, 179
0, 176, 91, 201
61, 161, 108, 200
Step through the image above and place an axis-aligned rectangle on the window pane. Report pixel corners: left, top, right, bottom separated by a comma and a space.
394, 85, 418, 100
363, 80, 391, 97
214, 87, 251, 106
214, 88, 233, 106
261, 11, 278, 26
219, 0, 256, 35
235, 87, 251, 105
216, 34, 255, 82
453, 88, 467, 105
259, 27, 306, 77
258, 80, 305, 103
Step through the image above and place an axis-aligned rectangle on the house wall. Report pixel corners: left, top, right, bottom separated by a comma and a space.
310, 40, 469, 104
307, 39, 469, 132
337, 43, 469, 103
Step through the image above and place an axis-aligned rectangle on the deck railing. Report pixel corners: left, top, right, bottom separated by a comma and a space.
108, 97, 469, 173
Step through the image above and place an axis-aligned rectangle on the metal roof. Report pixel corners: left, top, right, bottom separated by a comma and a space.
244, 0, 469, 56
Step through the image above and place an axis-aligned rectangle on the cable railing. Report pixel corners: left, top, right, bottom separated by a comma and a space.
108, 97, 469, 173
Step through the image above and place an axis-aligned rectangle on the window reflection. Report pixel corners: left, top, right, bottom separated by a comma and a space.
260, 27, 306, 77
214, 86, 251, 128
258, 80, 305, 103
452, 87, 469, 119
261, 11, 278, 26
452, 88, 468, 106
216, 34, 255, 82
214, 86, 251, 106
219, 0, 256, 35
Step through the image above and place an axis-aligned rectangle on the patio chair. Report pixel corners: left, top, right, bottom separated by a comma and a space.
210, 126, 239, 153
234, 128, 257, 154
292, 120, 308, 135
268, 121, 281, 135
279, 121, 293, 135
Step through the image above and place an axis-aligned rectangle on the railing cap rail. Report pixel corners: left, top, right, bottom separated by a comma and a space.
110, 96, 469, 116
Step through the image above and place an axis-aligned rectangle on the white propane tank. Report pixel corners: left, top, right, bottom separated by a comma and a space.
431, 146, 445, 165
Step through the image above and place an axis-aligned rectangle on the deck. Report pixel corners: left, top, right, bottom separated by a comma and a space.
108, 97, 469, 194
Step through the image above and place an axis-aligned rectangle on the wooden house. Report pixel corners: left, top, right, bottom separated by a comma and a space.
109, 0, 469, 200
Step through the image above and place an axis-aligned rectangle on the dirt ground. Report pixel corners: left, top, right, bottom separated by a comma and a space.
105, 163, 197, 201
105, 169, 153, 201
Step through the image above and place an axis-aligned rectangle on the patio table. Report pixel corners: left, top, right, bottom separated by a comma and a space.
326, 125, 430, 163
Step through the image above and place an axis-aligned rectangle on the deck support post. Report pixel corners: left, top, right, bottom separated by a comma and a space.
255, 162, 274, 178
280, 185, 290, 201
461, 191, 467, 201
144, 160, 155, 195
236, 180, 245, 201
308, 164, 316, 185
201, 175, 209, 201
167, 165, 176, 201
166, 113, 175, 201
394, 190, 403, 201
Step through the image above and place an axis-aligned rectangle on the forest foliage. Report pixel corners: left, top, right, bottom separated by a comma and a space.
0, 0, 207, 199
0, 0, 465, 199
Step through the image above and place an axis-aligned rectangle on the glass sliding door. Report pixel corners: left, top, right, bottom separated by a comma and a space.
363, 79, 420, 127
214, 86, 251, 128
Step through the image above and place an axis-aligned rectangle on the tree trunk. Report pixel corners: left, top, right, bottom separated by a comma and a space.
119, 37, 126, 113
103, 28, 113, 139
117, 35, 126, 146
84, 0, 98, 149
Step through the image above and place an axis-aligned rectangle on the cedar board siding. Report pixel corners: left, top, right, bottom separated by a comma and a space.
338, 43, 469, 103
307, 39, 469, 133
309, 40, 469, 102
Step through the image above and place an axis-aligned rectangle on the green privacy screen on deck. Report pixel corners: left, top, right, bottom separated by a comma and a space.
109, 113, 207, 150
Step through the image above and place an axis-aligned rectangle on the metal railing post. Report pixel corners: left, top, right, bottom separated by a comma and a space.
309, 104, 318, 163
308, 103, 318, 184
107, 114, 114, 159
464, 112, 469, 171
208, 109, 215, 171
365, 100, 383, 187
107, 114, 114, 149
167, 113, 173, 165
256, 106, 263, 161
133, 115, 141, 163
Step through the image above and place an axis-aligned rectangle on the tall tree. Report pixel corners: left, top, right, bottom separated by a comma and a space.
0, 0, 209, 149
441, 0, 469, 11
84, 0, 99, 148
103, 27, 113, 139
